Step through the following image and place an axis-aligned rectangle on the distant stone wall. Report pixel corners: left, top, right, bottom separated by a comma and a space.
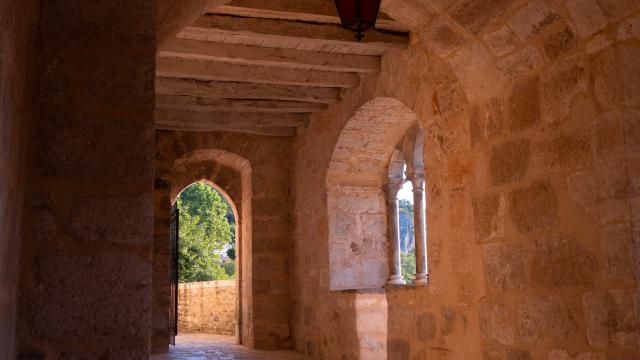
178, 280, 236, 336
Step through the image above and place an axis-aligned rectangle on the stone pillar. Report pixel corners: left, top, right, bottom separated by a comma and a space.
386, 181, 406, 286
411, 172, 428, 285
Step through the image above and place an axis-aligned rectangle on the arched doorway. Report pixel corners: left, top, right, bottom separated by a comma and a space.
171, 181, 239, 345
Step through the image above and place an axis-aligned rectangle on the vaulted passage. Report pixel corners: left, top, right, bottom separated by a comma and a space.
1, 0, 640, 359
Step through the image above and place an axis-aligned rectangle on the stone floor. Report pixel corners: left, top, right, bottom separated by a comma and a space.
151, 334, 307, 360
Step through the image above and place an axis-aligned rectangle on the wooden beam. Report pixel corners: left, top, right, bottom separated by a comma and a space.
156, 122, 297, 136
181, 15, 408, 56
157, 57, 359, 88
157, 0, 231, 47
208, 5, 408, 32
156, 77, 341, 104
155, 108, 306, 136
159, 38, 380, 73
157, 95, 327, 113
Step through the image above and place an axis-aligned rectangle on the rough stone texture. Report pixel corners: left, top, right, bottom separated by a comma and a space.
510, 181, 558, 234
544, 27, 578, 60
531, 235, 598, 287
0, 1, 39, 357
509, 0, 560, 40
28, 253, 152, 342
489, 140, 531, 185
516, 295, 577, 343
565, 0, 608, 38
178, 280, 237, 335
509, 76, 540, 131
484, 26, 520, 57
484, 242, 528, 291
13, 1, 156, 358
582, 291, 640, 349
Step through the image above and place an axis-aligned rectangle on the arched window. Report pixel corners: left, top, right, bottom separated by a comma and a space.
385, 130, 428, 286
326, 98, 428, 290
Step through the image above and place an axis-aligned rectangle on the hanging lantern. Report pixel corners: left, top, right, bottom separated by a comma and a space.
334, 0, 382, 41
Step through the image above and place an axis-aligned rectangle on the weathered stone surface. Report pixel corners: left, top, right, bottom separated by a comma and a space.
567, 161, 629, 225
594, 0, 640, 22
69, 194, 152, 245
509, 0, 560, 40
544, 27, 577, 60
591, 47, 622, 110
619, 46, 640, 107
470, 98, 505, 146
498, 46, 545, 81
450, 42, 505, 102
531, 235, 597, 287
38, 112, 154, 181
490, 140, 531, 185
510, 181, 558, 234
479, 299, 515, 345
178, 280, 236, 335
484, 26, 520, 56
565, 0, 608, 38
617, 15, 640, 41
517, 295, 577, 343
509, 76, 540, 131
388, 339, 410, 360
29, 253, 152, 342
416, 312, 437, 342
473, 194, 505, 242
420, 18, 466, 57
533, 134, 592, 174
600, 223, 636, 283
449, 0, 518, 36
541, 57, 588, 123
484, 242, 528, 290
582, 291, 640, 349
508, 350, 532, 360
548, 350, 606, 360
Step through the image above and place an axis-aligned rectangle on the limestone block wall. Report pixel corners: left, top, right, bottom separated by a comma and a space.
14, 1, 156, 359
0, 1, 39, 358
291, 1, 640, 359
154, 131, 293, 351
178, 280, 237, 335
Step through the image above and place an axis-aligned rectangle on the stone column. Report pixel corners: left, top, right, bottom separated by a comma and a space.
411, 172, 428, 285
386, 181, 406, 286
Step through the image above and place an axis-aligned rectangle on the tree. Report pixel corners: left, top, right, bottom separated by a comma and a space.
177, 182, 234, 282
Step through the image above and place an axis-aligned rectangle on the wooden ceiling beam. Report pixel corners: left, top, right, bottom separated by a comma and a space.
157, 57, 359, 88
156, 77, 342, 104
181, 15, 408, 56
157, 95, 327, 113
159, 38, 380, 73
207, 4, 408, 32
155, 108, 307, 136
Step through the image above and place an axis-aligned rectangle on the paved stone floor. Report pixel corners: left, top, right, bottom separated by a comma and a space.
151, 334, 307, 360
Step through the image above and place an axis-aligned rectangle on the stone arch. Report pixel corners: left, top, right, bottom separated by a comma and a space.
153, 148, 254, 348
326, 97, 419, 291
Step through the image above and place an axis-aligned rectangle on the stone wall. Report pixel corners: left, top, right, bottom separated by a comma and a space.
154, 131, 293, 351
178, 280, 237, 335
0, 1, 39, 358
15, 1, 156, 358
291, 1, 640, 359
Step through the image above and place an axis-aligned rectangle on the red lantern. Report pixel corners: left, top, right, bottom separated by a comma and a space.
334, 0, 382, 41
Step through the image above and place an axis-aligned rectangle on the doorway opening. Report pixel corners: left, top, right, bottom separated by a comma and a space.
171, 181, 239, 346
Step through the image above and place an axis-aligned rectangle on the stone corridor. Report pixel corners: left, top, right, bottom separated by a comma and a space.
151, 335, 306, 360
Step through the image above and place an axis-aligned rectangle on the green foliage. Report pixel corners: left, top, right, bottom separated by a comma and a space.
177, 182, 235, 283
401, 251, 416, 284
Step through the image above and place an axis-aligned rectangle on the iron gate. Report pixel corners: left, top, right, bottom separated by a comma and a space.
169, 203, 179, 345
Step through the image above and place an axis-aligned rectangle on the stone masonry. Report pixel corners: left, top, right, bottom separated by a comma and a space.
178, 280, 237, 336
